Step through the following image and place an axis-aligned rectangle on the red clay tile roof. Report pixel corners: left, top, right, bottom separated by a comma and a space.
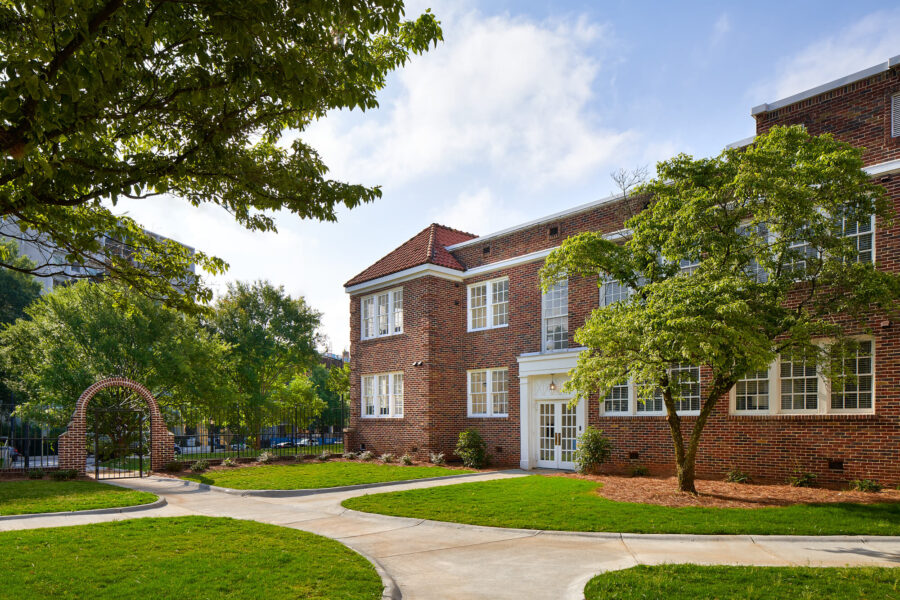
345, 223, 477, 287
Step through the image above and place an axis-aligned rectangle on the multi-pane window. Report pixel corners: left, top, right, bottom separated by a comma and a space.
831, 341, 873, 411
600, 279, 632, 307
361, 372, 404, 418
671, 364, 701, 413
679, 258, 700, 275
360, 288, 403, 340
735, 369, 769, 411
542, 280, 568, 351
738, 222, 769, 283
838, 215, 875, 264
604, 382, 630, 413
635, 385, 664, 414
467, 368, 509, 417
780, 353, 818, 411
468, 278, 509, 331
784, 228, 818, 277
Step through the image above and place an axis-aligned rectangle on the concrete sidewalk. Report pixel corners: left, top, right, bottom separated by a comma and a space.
3, 472, 899, 600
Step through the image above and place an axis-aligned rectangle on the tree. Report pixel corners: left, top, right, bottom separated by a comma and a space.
272, 373, 327, 430
209, 280, 321, 444
0, 1, 442, 310
0, 280, 232, 427
0, 238, 41, 404
542, 125, 900, 493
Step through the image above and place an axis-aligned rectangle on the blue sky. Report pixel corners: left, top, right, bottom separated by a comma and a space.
115, 0, 900, 352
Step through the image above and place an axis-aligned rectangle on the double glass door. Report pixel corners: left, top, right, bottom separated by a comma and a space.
536, 401, 577, 469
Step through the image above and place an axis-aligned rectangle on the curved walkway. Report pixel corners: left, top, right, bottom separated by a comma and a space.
2, 471, 899, 600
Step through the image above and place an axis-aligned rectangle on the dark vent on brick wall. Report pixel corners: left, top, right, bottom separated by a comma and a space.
548, 225, 559, 238
628, 451, 640, 460
483, 245, 491, 255
828, 458, 844, 471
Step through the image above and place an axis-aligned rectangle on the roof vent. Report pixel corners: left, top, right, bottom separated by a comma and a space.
548, 225, 559, 239
893, 93, 900, 138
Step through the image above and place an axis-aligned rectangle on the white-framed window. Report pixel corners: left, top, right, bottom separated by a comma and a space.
360, 287, 403, 340
361, 372, 404, 418
600, 279, 632, 307
734, 369, 770, 412
830, 340, 873, 412
670, 364, 701, 413
603, 382, 630, 414
738, 222, 769, 283
634, 384, 664, 415
468, 278, 509, 331
467, 368, 509, 417
892, 92, 900, 138
542, 280, 568, 352
728, 339, 876, 415
838, 214, 875, 264
679, 258, 700, 275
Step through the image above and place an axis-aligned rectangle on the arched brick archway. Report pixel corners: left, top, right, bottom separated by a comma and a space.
58, 377, 175, 475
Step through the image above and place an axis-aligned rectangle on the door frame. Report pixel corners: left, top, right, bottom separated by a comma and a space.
517, 349, 586, 471
535, 401, 579, 470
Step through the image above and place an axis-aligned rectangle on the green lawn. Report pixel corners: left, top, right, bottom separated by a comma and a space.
0, 480, 158, 516
2, 516, 382, 599
342, 475, 900, 536
584, 565, 900, 599
181, 460, 471, 490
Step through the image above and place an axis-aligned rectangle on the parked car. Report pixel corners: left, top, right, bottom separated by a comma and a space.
272, 441, 294, 449
230, 442, 248, 451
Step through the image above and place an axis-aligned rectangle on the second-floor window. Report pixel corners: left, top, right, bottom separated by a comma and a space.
361, 287, 403, 340
468, 278, 509, 331
542, 280, 568, 351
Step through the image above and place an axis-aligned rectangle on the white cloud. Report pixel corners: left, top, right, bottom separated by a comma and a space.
432, 187, 526, 235
757, 10, 900, 102
710, 14, 731, 47
302, 7, 635, 190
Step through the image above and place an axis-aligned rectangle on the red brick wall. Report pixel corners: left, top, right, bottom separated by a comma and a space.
349, 67, 900, 485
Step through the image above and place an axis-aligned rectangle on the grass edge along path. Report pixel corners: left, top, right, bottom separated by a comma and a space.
584, 565, 900, 600
181, 460, 473, 490
0, 479, 157, 516
3, 516, 382, 600
341, 475, 900, 536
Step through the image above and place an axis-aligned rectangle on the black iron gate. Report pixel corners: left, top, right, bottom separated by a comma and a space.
88, 408, 151, 479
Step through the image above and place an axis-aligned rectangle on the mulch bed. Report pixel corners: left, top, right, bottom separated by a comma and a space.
554, 473, 900, 508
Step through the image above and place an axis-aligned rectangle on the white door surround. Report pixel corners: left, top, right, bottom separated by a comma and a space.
517, 349, 586, 471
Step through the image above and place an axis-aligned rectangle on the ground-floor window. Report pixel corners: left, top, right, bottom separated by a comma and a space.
361, 372, 404, 418
601, 368, 700, 417
468, 368, 509, 417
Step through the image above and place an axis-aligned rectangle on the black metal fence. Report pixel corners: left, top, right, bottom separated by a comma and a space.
0, 404, 63, 473
165, 402, 348, 463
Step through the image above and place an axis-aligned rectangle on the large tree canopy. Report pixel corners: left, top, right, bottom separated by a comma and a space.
542, 125, 900, 493
0, 1, 441, 310
0, 238, 41, 404
0, 280, 232, 426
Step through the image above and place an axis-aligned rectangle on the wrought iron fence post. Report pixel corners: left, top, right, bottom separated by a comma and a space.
139, 412, 144, 476
23, 422, 30, 471
94, 419, 99, 479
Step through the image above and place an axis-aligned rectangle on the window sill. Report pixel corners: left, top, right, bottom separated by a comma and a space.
360, 416, 405, 420
467, 414, 509, 419
467, 324, 509, 333
727, 413, 877, 421
359, 332, 406, 343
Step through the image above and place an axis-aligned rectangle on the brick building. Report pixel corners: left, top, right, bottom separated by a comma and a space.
344, 57, 900, 485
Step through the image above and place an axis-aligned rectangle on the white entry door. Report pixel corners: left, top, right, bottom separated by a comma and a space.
535, 401, 578, 470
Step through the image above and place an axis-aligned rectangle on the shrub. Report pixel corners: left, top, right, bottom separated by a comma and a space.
630, 465, 649, 477
725, 468, 751, 484
163, 461, 183, 473
430, 451, 445, 465
317, 452, 330, 462
257, 451, 275, 464
455, 429, 487, 469
50, 469, 79, 481
222, 457, 236, 467
190, 459, 209, 473
358, 450, 374, 461
573, 426, 611, 474
380, 453, 395, 463
849, 479, 883, 493
400, 453, 413, 466
27, 468, 45, 479
788, 468, 817, 488
342, 452, 357, 460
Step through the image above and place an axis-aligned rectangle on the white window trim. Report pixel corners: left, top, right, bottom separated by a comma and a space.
541, 279, 569, 353
838, 212, 876, 264
360, 287, 403, 340
599, 278, 633, 307
600, 376, 699, 417
728, 337, 876, 416
466, 368, 509, 418
467, 277, 509, 332
360, 372, 404, 418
